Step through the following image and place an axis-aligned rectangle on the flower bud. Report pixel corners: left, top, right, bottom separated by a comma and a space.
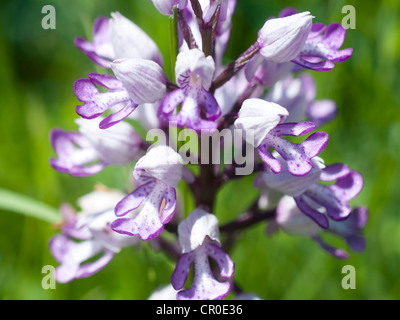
258, 11, 313, 63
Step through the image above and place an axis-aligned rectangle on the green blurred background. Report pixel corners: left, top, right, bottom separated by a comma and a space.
0, 0, 399, 299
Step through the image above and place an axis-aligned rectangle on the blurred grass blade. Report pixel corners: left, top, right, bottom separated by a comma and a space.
0, 188, 59, 223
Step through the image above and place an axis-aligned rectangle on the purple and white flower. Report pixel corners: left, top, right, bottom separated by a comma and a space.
111, 145, 183, 241
75, 12, 163, 68
74, 59, 166, 129
171, 208, 234, 300
294, 163, 364, 228
49, 118, 142, 176
260, 157, 363, 229
275, 7, 353, 71
235, 98, 329, 176
272, 195, 368, 259
158, 48, 221, 132
49, 188, 138, 283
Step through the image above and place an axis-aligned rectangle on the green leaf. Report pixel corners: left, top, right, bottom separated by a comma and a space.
0, 188, 60, 223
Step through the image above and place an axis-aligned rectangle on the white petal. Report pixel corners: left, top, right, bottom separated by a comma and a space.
178, 208, 220, 253
178, 209, 221, 253
148, 284, 178, 300
175, 48, 215, 90
109, 12, 163, 65
111, 58, 166, 104
276, 196, 322, 236
76, 118, 141, 165
76, 187, 125, 218
133, 145, 183, 188
263, 155, 325, 197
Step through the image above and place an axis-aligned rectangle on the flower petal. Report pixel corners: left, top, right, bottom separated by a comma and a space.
109, 12, 163, 66
114, 180, 156, 217
235, 98, 289, 147
178, 209, 221, 254
312, 235, 349, 259
171, 252, 194, 291
112, 181, 173, 240
99, 101, 138, 129
133, 145, 183, 188
206, 243, 234, 278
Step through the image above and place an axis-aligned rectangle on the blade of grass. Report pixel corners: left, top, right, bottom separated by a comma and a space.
0, 188, 59, 223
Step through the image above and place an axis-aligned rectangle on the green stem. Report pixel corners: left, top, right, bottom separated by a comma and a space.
197, 135, 217, 212
169, 5, 179, 81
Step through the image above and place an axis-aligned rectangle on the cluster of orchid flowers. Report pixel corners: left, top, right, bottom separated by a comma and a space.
48, 0, 367, 300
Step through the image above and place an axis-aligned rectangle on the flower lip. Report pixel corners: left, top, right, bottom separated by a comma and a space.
171, 209, 234, 300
